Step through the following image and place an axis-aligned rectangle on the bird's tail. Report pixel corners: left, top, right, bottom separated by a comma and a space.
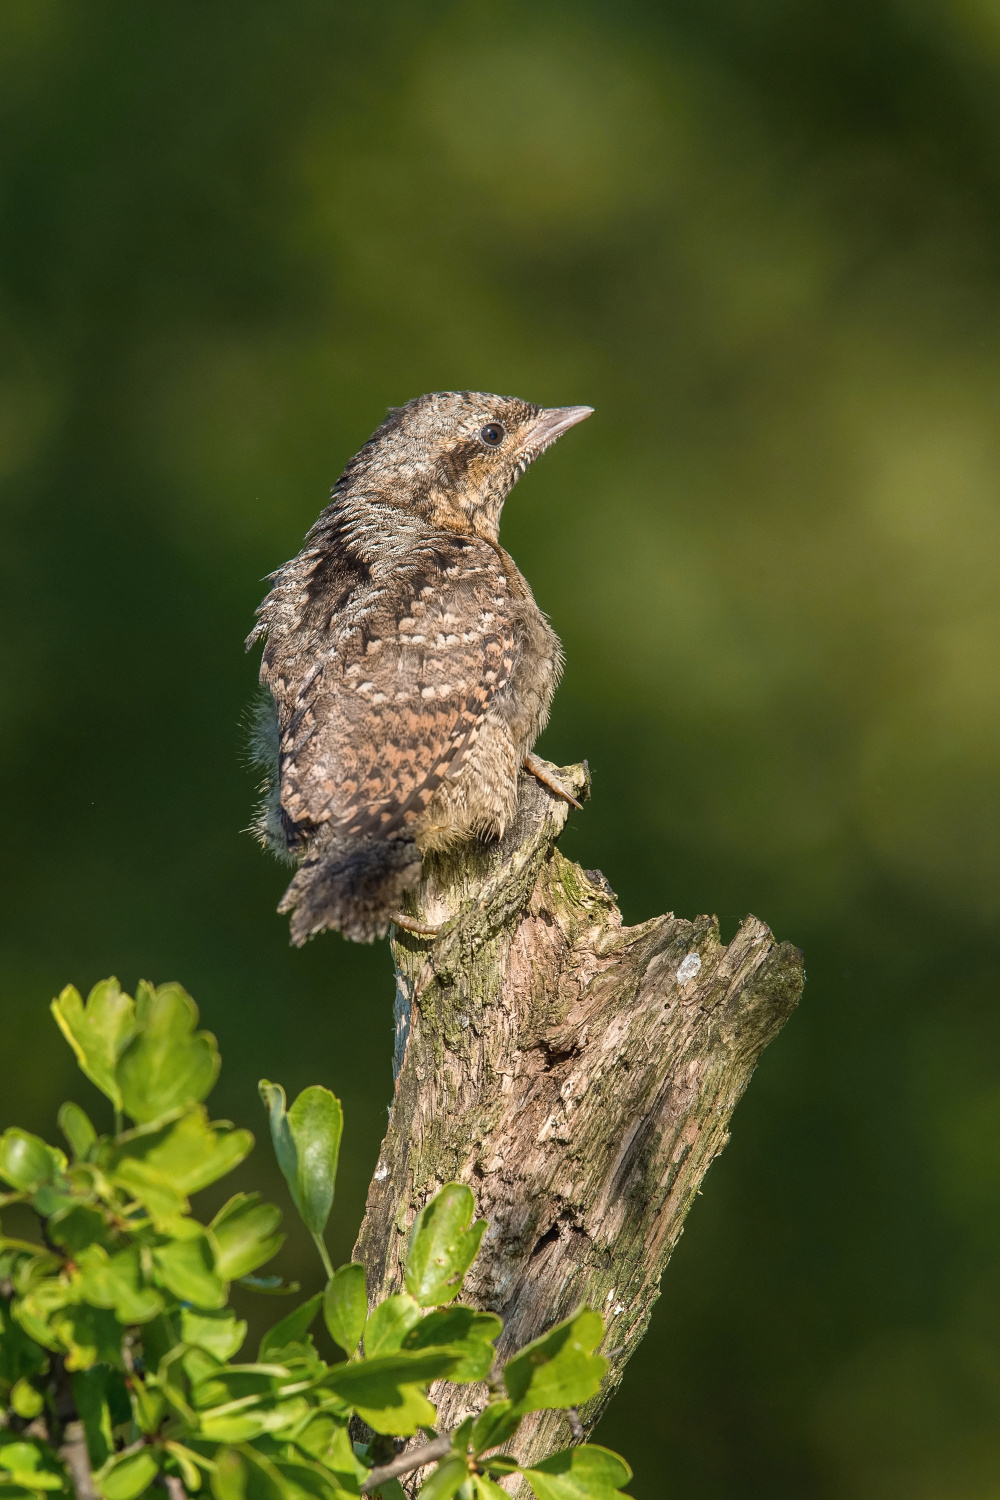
277, 832, 423, 945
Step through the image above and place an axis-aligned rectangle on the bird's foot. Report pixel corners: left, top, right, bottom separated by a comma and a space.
523, 753, 584, 811
390, 913, 442, 938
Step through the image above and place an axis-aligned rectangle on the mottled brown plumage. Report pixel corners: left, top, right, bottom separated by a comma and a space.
247, 391, 591, 944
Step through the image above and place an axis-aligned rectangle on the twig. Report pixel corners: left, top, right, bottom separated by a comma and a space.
58, 1422, 97, 1500
361, 1434, 454, 1493
157, 1476, 186, 1500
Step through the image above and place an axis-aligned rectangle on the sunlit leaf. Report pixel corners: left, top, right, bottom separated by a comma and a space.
504, 1308, 607, 1416
179, 1307, 247, 1362
403, 1306, 501, 1382
470, 1400, 521, 1455
324, 1347, 462, 1435
191, 1364, 293, 1409
211, 1447, 249, 1500
259, 1082, 342, 1238
117, 984, 220, 1124
8, 1378, 43, 1419
0, 1130, 64, 1192
470, 1478, 511, 1500
0, 1439, 66, 1491
51, 1303, 125, 1371
151, 1222, 225, 1309
164, 1442, 204, 1493
351, 1381, 436, 1438
109, 1159, 188, 1228
363, 1293, 421, 1357
113, 1109, 252, 1196
292, 1412, 363, 1483
99, 1446, 161, 1500
210, 1193, 284, 1281
520, 1445, 632, 1500
51, 979, 136, 1112
73, 1244, 164, 1324
198, 1397, 310, 1443
404, 1183, 485, 1308
323, 1261, 367, 1357
416, 1456, 469, 1500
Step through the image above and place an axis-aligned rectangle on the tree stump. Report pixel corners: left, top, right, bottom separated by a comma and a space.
353, 760, 803, 1466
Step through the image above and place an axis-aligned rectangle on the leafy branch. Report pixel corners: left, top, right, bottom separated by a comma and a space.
0, 980, 631, 1500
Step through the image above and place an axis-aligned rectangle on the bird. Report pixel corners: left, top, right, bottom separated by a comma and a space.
247, 390, 592, 945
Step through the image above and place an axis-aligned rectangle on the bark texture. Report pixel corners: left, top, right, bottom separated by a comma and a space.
354, 759, 803, 1465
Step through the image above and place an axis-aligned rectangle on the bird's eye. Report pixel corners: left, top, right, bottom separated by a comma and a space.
479, 423, 506, 447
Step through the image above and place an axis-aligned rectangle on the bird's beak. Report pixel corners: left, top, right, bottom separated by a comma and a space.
529, 405, 594, 452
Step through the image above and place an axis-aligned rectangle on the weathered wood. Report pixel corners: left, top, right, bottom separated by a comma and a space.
354, 760, 803, 1465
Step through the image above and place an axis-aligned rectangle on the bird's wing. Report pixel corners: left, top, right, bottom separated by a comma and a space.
276, 535, 515, 839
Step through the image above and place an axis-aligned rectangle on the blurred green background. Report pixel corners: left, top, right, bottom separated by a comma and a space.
1, 0, 999, 1494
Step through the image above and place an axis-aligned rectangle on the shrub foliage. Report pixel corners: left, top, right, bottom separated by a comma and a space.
0, 980, 630, 1500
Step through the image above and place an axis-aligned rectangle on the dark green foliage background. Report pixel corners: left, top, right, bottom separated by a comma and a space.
1, 2, 998, 1495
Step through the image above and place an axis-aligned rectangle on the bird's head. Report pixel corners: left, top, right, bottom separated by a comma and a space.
343, 391, 593, 540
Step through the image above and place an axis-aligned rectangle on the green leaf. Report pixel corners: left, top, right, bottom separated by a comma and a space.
51, 979, 136, 1112
180, 1308, 247, 1362
0, 1297, 48, 1389
324, 1348, 463, 1436
11, 1277, 73, 1352
0, 1440, 66, 1491
116, 983, 220, 1124
8, 1379, 44, 1419
211, 1448, 250, 1500
404, 1183, 485, 1308
48, 1205, 113, 1256
403, 1307, 501, 1382
129, 1375, 167, 1436
292, 1413, 361, 1481
113, 1109, 252, 1195
164, 1442, 205, 1493
259, 1082, 342, 1238
363, 1294, 421, 1357
99, 1447, 161, 1500
417, 1457, 469, 1500
109, 1111, 252, 1230
323, 1262, 367, 1356
210, 1446, 284, 1500
58, 1103, 98, 1162
50, 1303, 124, 1371
0, 1130, 64, 1192
520, 1446, 632, 1500
504, 1309, 607, 1417
151, 1222, 225, 1309
72, 1366, 114, 1468
471, 1478, 510, 1500
107, 1161, 187, 1229
470, 1401, 521, 1455
258, 1291, 322, 1360
351, 1381, 435, 1438
269, 1457, 343, 1500
210, 1194, 284, 1281
74, 1246, 164, 1324
198, 1398, 311, 1444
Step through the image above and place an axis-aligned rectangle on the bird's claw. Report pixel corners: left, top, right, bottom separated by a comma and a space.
523, 753, 584, 811
390, 913, 442, 938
